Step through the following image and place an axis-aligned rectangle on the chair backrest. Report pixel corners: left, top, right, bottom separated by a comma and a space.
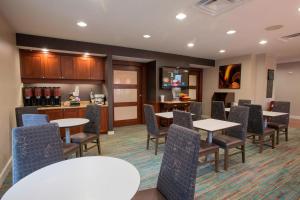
271, 101, 290, 125
245, 104, 264, 135
226, 106, 249, 141
211, 101, 226, 120
84, 104, 101, 135
238, 99, 251, 106
22, 114, 49, 127
173, 110, 194, 130
190, 101, 202, 121
15, 106, 38, 127
144, 104, 160, 136
12, 123, 64, 184
157, 124, 200, 200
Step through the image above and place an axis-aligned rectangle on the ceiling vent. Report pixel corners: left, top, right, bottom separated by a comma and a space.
195, 0, 249, 16
281, 33, 300, 40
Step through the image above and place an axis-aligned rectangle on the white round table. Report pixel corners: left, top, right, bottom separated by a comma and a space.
2, 156, 141, 200
50, 118, 89, 144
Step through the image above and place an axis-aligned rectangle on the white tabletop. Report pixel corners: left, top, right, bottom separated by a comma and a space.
225, 108, 288, 117
193, 118, 240, 132
50, 118, 89, 128
2, 156, 140, 200
155, 111, 194, 119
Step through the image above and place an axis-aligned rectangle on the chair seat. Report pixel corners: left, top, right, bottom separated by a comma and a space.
267, 122, 287, 130
70, 132, 98, 144
150, 129, 168, 138
132, 188, 166, 200
63, 143, 79, 156
199, 140, 219, 155
212, 135, 243, 148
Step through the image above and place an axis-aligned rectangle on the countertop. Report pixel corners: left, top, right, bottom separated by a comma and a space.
37, 101, 108, 110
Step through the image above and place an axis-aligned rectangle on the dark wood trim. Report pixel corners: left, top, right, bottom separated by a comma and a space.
189, 69, 203, 102
112, 60, 145, 67
113, 119, 139, 127
21, 78, 104, 84
112, 65, 141, 71
114, 102, 138, 107
113, 84, 137, 89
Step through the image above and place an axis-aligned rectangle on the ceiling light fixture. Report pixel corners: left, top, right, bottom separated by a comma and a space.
42, 48, 49, 53
187, 43, 194, 47
227, 30, 236, 35
176, 13, 187, 20
143, 34, 151, 39
219, 49, 226, 53
77, 21, 87, 27
298, 7, 300, 12
259, 40, 268, 45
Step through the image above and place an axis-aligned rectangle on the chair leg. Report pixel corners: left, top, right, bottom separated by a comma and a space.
259, 136, 264, 153
224, 149, 229, 170
242, 145, 245, 163
84, 144, 88, 151
79, 144, 83, 157
285, 128, 288, 141
271, 134, 275, 149
252, 135, 255, 144
215, 150, 219, 172
155, 137, 159, 155
97, 138, 101, 155
276, 129, 280, 145
75, 150, 79, 158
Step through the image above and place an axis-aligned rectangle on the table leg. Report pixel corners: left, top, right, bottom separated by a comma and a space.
65, 128, 71, 144
206, 131, 213, 161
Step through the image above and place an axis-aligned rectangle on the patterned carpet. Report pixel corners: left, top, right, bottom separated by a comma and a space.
1, 125, 300, 199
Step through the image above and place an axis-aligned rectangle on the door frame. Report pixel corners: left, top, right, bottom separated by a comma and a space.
189, 69, 203, 102
112, 60, 146, 127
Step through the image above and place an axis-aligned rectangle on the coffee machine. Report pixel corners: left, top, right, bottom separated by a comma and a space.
23, 87, 33, 106
33, 87, 42, 106
43, 87, 52, 106
53, 87, 61, 106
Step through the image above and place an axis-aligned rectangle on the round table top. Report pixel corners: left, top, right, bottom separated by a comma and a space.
50, 118, 89, 128
2, 156, 141, 200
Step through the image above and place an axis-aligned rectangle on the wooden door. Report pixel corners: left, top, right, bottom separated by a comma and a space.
74, 57, 91, 80
61, 55, 75, 79
43, 54, 61, 79
90, 57, 105, 80
113, 66, 142, 126
188, 70, 203, 102
20, 52, 44, 79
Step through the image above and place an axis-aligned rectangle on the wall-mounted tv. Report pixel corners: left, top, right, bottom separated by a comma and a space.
160, 67, 189, 89
219, 64, 241, 89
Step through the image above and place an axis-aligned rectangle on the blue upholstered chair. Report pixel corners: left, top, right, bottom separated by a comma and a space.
133, 124, 200, 200
268, 101, 290, 144
22, 114, 49, 126
12, 123, 64, 184
212, 106, 249, 170
190, 101, 203, 121
211, 101, 226, 120
238, 99, 251, 106
15, 106, 38, 127
70, 104, 101, 156
245, 104, 275, 153
144, 104, 168, 155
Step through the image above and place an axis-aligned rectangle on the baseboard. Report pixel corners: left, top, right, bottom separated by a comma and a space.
290, 116, 300, 120
0, 157, 12, 187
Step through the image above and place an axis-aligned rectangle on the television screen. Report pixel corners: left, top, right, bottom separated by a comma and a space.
160, 67, 189, 89
219, 64, 241, 89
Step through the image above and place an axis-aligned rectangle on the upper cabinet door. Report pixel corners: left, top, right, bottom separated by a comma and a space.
43, 54, 61, 79
74, 57, 91, 80
20, 52, 44, 79
61, 55, 75, 79
90, 57, 105, 80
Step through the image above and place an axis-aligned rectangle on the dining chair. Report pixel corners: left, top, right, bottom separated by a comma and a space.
268, 101, 290, 144
15, 106, 38, 127
245, 104, 276, 153
22, 114, 80, 158
190, 101, 202, 121
12, 123, 64, 184
212, 106, 249, 170
238, 99, 251, 106
211, 101, 226, 120
173, 110, 219, 172
144, 104, 168, 155
133, 124, 200, 200
70, 104, 101, 156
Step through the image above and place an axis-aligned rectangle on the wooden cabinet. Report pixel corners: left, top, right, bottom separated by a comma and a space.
100, 106, 108, 133
90, 57, 105, 80
20, 52, 44, 78
43, 54, 61, 79
74, 57, 91, 80
61, 55, 75, 79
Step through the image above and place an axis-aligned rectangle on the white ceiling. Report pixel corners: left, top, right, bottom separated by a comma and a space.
0, 0, 300, 62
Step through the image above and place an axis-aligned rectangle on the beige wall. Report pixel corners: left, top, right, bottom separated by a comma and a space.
202, 54, 276, 116
275, 61, 300, 117
0, 14, 22, 179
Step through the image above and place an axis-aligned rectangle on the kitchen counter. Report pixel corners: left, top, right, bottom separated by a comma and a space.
37, 101, 108, 111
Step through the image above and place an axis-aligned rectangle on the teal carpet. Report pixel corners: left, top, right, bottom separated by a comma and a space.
1, 125, 300, 199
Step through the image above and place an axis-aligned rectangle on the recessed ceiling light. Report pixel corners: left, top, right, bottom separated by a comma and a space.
77, 21, 87, 27
187, 43, 194, 47
42, 48, 49, 53
259, 40, 268, 45
227, 30, 236, 35
143, 34, 151, 39
219, 49, 226, 53
176, 13, 187, 20
298, 7, 300, 12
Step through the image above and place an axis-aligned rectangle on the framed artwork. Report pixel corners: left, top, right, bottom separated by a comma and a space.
219, 64, 241, 89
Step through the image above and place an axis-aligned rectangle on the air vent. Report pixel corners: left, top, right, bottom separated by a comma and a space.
196, 0, 249, 16
281, 33, 300, 40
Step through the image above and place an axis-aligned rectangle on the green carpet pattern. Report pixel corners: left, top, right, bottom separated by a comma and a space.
1, 125, 300, 199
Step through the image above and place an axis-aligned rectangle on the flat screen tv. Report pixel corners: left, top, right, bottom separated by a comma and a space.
219, 64, 241, 89
160, 67, 189, 89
